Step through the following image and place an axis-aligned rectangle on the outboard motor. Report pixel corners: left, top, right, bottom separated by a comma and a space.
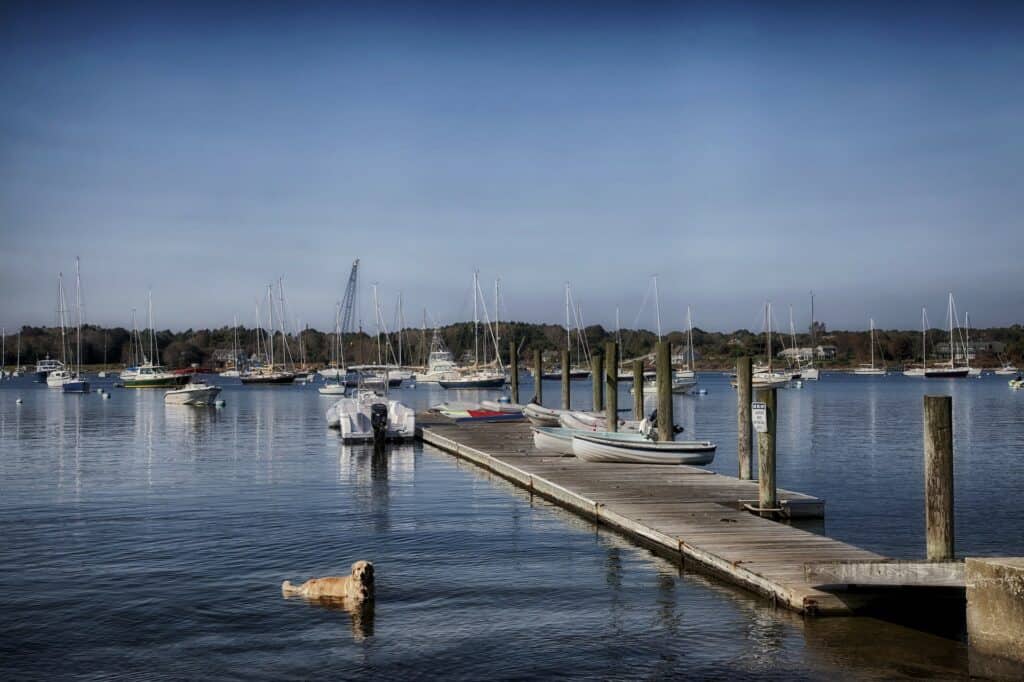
370, 403, 389, 447
644, 409, 684, 440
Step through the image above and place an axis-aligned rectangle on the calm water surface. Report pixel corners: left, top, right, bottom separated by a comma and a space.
2, 372, 1022, 679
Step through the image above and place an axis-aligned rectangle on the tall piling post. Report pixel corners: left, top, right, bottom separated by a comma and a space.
509, 341, 519, 403
605, 342, 618, 432
561, 349, 571, 410
737, 357, 753, 480
533, 349, 543, 404
591, 354, 603, 411
632, 359, 644, 419
656, 341, 673, 441
924, 395, 954, 561
756, 387, 777, 515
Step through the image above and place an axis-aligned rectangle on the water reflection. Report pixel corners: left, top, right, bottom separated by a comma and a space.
283, 594, 376, 643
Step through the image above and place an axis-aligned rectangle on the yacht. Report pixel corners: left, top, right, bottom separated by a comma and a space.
34, 356, 65, 383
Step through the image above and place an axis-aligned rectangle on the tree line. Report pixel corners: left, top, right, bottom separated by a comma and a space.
4, 321, 1022, 370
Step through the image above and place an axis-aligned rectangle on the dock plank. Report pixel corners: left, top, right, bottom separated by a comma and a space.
417, 416, 884, 615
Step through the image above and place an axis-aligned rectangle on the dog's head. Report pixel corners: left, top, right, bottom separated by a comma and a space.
350, 560, 375, 600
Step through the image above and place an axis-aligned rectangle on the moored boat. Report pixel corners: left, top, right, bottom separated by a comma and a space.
326, 390, 415, 442
34, 356, 64, 383
438, 370, 506, 389
523, 402, 566, 427
164, 381, 222, 405
124, 363, 192, 388
432, 401, 525, 423
572, 431, 717, 465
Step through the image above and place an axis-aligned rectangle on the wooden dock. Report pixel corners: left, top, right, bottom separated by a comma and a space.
417, 415, 885, 616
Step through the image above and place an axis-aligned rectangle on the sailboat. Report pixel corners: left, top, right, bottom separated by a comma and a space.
319, 302, 352, 395
541, 283, 592, 380
12, 330, 22, 377
800, 292, 820, 380
97, 333, 108, 378
734, 303, 792, 388
903, 308, 928, 377
925, 293, 969, 378
853, 318, 887, 375
62, 258, 90, 393
122, 291, 190, 388
219, 316, 242, 377
964, 312, 982, 377
994, 355, 1019, 375
630, 277, 696, 394
241, 283, 296, 384
46, 273, 76, 388
438, 271, 506, 389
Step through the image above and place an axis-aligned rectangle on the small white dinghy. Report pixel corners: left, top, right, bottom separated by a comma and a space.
572, 431, 717, 465
164, 381, 222, 406
523, 402, 565, 427
531, 426, 576, 455
326, 390, 415, 443
480, 398, 524, 414
558, 411, 641, 433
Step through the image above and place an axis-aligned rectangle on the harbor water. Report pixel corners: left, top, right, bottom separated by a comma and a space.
2, 373, 1022, 679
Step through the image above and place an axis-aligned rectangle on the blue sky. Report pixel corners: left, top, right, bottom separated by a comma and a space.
1, 1, 1021, 333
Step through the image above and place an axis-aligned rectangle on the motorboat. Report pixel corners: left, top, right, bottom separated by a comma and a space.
523, 402, 566, 427
34, 357, 64, 383
326, 391, 416, 442
164, 381, 222, 405
61, 376, 91, 393
219, 368, 241, 378
318, 382, 348, 396
437, 370, 506, 389
124, 363, 192, 388
903, 366, 926, 377
995, 360, 1019, 376
47, 369, 76, 388
800, 366, 820, 381
572, 431, 717, 465
631, 372, 698, 395
240, 366, 296, 384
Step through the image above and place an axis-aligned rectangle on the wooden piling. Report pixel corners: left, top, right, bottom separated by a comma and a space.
605, 342, 618, 432
533, 349, 543, 404
656, 341, 673, 441
591, 354, 603, 411
632, 359, 644, 419
924, 395, 954, 561
561, 350, 570, 410
509, 342, 519, 403
737, 357, 753, 480
756, 387, 777, 515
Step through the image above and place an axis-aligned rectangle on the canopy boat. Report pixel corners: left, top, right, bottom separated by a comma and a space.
164, 381, 222, 405
523, 402, 566, 427
34, 356, 64, 383
572, 431, 717, 465
326, 390, 415, 442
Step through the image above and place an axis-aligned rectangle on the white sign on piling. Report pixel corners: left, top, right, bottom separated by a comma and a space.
752, 401, 768, 433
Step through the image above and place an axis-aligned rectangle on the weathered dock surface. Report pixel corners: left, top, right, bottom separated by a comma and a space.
417, 415, 885, 615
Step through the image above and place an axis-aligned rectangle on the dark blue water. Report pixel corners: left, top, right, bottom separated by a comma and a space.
1, 372, 1022, 679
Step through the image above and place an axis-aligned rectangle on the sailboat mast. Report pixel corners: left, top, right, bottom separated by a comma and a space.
948, 293, 954, 368
616, 307, 621, 348
766, 302, 772, 373
565, 283, 571, 358
922, 307, 927, 369
965, 312, 971, 370
372, 284, 381, 366
267, 285, 275, 368
687, 305, 695, 370
75, 257, 82, 375
148, 290, 154, 366
653, 275, 662, 340
810, 291, 815, 349
473, 271, 479, 368
58, 273, 67, 367
869, 318, 875, 369
494, 278, 500, 360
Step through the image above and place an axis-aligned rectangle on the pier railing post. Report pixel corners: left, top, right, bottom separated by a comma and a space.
510, 341, 519, 403
605, 342, 618, 432
533, 349, 543, 404
737, 357, 753, 480
632, 359, 644, 419
561, 349, 570, 410
592, 354, 603, 411
756, 387, 777, 514
924, 395, 954, 561
656, 341, 673, 442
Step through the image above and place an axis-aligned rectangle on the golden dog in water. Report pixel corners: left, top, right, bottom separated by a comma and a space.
281, 561, 375, 603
